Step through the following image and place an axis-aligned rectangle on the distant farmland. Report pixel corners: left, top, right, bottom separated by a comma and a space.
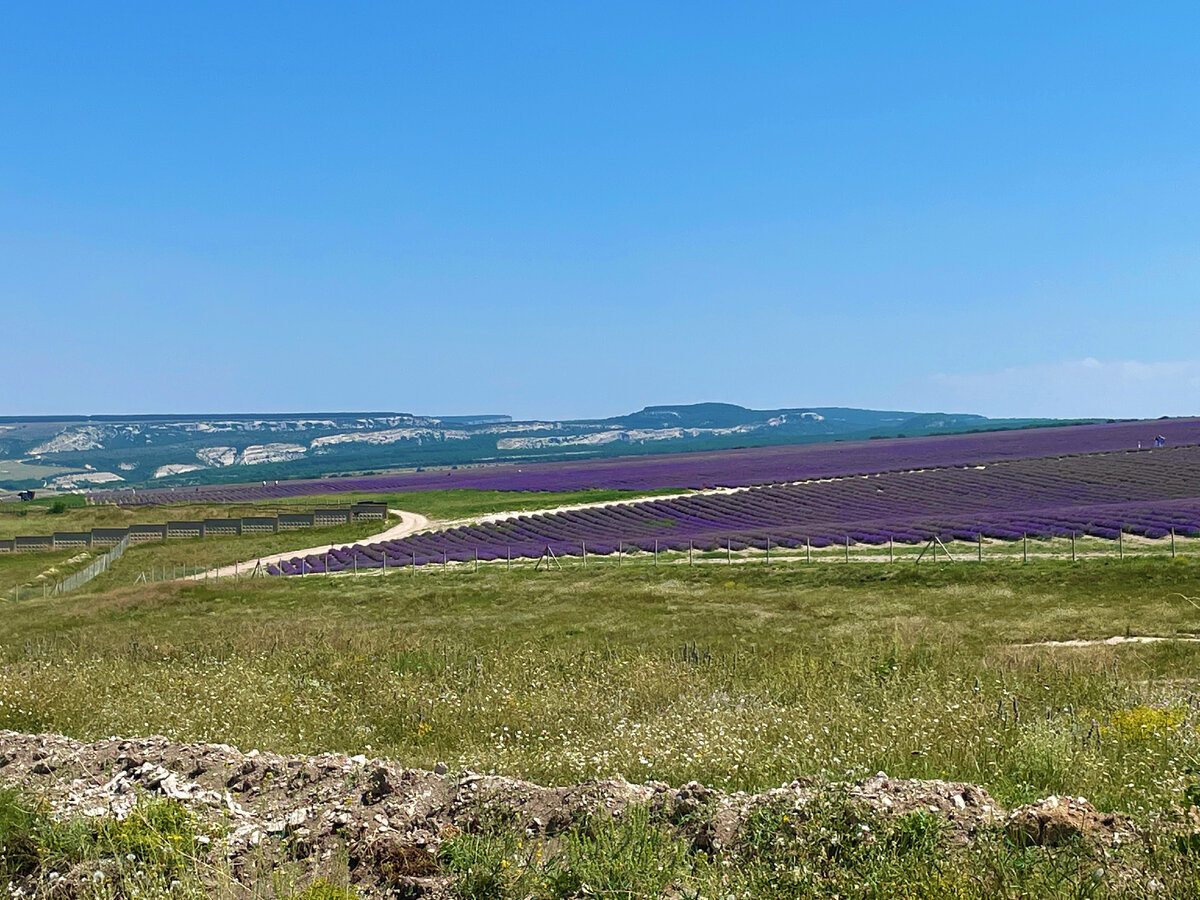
266, 422, 1200, 573
95, 416, 1200, 505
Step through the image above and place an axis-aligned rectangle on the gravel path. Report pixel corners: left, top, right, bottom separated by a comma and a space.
207, 492, 721, 579
189, 509, 430, 579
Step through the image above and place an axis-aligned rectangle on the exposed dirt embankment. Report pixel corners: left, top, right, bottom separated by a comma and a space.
0, 731, 1133, 897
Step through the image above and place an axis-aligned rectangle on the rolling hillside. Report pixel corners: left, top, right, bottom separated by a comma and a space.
0, 404, 1074, 493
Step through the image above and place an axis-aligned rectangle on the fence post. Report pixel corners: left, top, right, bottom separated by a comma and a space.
688, 540, 693, 565
1119, 527, 1123, 559
654, 539, 658, 567
765, 536, 770, 564
889, 536, 894, 563
474, 548, 479, 573
977, 533, 982, 562
1071, 532, 1076, 563
1023, 533, 1028, 563
582, 540, 587, 567
806, 538, 811, 563
506, 547, 510, 571
845, 536, 850, 562
1172, 527, 1177, 558
727, 538, 731, 565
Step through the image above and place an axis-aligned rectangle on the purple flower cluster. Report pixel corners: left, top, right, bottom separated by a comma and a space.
268, 443, 1200, 574
94, 417, 1200, 506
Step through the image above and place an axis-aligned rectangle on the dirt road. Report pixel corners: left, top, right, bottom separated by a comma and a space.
189, 509, 430, 579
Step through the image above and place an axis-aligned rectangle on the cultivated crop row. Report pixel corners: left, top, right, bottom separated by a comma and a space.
268, 444, 1200, 573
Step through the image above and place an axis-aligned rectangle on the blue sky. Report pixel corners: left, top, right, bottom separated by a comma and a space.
3, 2, 1199, 420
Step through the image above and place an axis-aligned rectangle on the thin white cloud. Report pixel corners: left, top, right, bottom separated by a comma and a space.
928, 358, 1200, 419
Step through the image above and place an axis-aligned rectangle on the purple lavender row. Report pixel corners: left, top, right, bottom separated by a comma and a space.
268, 498, 1200, 575
93, 417, 1200, 507
266, 446, 1200, 574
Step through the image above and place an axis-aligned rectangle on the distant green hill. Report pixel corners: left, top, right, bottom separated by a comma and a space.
607, 403, 997, 434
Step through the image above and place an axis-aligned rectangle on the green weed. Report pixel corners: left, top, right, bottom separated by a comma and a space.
0, 791, 213, 898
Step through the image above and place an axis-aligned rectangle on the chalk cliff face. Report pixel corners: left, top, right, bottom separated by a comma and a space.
196, 443, 308, 467
0, 405, 1056, 493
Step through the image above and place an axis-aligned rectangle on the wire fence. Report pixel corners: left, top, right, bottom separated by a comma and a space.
9, 527, 1193, 599
133, 561, 269, 583
0, 502, 391, 558
7, 536, 132, 600
274, 528, 1196, 577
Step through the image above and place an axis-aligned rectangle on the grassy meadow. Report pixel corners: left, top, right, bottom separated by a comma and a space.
6, 502, 1200, 896
4, 561, 1200, 812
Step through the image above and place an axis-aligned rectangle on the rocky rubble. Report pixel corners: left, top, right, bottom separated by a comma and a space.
0, 731, 1135, 897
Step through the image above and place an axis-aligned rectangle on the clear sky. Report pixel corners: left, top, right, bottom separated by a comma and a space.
3, 2, 1199, 421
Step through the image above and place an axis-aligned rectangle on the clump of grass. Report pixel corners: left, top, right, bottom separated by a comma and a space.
547, 805, 688, 898
441, 806, 690, 900
0, 788, 42, 883
439, 795, 1200, 898
0, 790, 214, 898
279, 879, 359, 900
729, 794, 949, 896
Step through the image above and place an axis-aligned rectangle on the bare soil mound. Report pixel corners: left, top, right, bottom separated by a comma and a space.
0, 731, 1135, 897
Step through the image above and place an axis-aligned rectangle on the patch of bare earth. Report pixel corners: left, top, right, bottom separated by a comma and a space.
1019, 635, 1200, 648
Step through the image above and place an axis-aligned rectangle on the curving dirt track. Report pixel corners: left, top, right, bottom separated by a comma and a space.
194, 492, 724, 579
189, 509, 430, 579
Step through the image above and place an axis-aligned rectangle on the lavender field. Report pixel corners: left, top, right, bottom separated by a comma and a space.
270, 442, 1200, 574
94, 417, 1200, 505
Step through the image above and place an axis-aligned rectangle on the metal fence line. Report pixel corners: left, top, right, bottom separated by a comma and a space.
10, 529, 1190, 598
270, 530, 1195, 577
0, 501, 388, 555
36, 536, 131, 598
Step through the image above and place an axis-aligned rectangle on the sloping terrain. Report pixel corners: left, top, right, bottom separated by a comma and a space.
266, 438, 1200, 573
0, 404, 1061, 493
